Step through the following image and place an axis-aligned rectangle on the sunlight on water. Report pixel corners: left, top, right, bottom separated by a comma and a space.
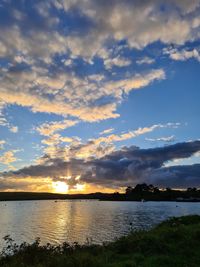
0, 200, 200, 249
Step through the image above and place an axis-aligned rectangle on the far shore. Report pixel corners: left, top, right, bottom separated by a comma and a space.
1, 190, 200, 202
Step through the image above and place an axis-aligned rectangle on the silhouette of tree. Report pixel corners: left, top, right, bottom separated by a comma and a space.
126, 183, 161, 195
166, 187, 172, 192
187, 187, 197, 192
133, 183, 150, 193
148, 184, 155, 192
153, 187, 160, 193
125, 186, 133, 195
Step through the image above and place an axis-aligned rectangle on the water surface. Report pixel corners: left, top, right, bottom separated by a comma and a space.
0, 200, 200, 248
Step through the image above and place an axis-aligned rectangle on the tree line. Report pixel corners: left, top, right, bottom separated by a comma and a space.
125, 183, 199, 195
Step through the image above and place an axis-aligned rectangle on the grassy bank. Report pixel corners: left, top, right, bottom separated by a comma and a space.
1, 215, 200, 267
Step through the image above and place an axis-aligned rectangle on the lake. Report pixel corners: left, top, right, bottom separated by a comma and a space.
0, 200, 200, 249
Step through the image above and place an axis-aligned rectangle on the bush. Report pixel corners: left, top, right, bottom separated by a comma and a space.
1, 215, 200, 267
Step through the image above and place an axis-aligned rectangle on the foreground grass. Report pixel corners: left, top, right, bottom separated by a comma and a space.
1, 215, 200, 267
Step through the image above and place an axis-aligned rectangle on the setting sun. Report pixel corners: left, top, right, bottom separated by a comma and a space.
52, 181, 69, 194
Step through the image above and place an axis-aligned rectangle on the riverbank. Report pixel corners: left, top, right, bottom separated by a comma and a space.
1, 191, 200, 202
1, 215, 200, 267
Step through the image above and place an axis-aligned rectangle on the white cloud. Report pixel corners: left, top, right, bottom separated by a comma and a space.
36, 119, 79, 136
100, 128, 114, 135
0, 64, 165, 122
0, 140, 6, 150
38, 122, 180, 162
136, 57, 155, 65
0, 102, 19, 133
104, 56, 132, 69
0, 1, 199, 125
49, 0, 200, 56
0, 0, 199, 125
167, 48, 200, 62
63, 59, 73, 66
10, 126, 18, 133
0, 1, 200, 65
105, 69, 165, 96
146, 135, 175, 142
96, 123, 179, 144
0, 150, 18, 165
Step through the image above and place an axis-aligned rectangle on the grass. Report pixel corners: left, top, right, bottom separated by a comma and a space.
1, 215, 200, 267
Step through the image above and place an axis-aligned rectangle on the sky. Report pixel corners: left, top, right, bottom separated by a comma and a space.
0, 0, 200, 193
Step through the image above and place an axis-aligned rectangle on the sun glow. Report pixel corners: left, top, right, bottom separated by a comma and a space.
75, 183, 85, 191
52, 181, 69, 194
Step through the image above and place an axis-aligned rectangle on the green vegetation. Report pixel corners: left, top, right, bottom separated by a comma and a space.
1, 215, 200, 267
122, 183, 200, 201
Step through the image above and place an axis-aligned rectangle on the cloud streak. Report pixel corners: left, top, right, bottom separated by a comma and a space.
36, 119, 79, 136
146, 136, 175, 142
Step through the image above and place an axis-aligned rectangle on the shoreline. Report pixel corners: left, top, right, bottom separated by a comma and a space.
1, 215, 200, 267
1, 191, 200, 202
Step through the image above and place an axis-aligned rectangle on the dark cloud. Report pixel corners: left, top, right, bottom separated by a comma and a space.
9, 158, 85, 179
1, 140, 200, 189
148, 164, 200, 188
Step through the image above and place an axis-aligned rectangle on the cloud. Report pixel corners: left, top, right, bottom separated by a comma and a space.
105, 69, 165, 95
0, 102, 10, 129
73, 1, 199, 54
82, 140, 200, 188
41, 134, 78, 147
0, 0, 199, 123
148, 164, 200, 188
100, 128, 114, 135
50, 0, 200, 55
0, 150, 18, 166
0, 117, 18, 133
165, 48, 200, 62
0, 65, 164, 122
39, 122, 180, 161
104, 56, 132, 70
146, 135, 175, 142
1, 1, 200, 63
93, 123, 177, 145
0, 176, 52, 192
136, 57, 155, 65
1, 140, 200, 190
10, 126, 18, 133
36, 119, 79, 136
0, 140, 6, 150
0, 68, 120, 121
0, 101, 18, 133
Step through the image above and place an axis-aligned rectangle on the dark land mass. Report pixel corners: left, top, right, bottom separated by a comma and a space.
0, 183, 200, 201
1, 215, 200, 267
